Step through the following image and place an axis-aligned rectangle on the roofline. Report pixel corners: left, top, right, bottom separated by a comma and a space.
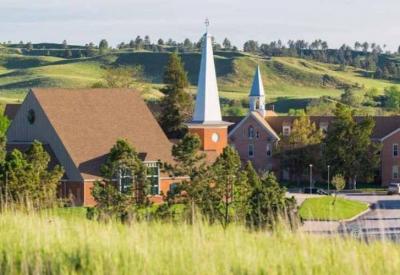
379, 128, 400, 142
30, 90, 84, 182
228, 112, 280, 141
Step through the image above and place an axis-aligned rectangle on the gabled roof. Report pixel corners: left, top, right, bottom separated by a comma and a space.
191, 32, 225, 124
31, 88, 174, 179
249, 66, 265, 97
228, 111, 280, 141
226, 114, 400, 140
266, 116, 400, 139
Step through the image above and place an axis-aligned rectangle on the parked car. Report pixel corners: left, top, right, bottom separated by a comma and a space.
387, 183, 400, 195
303, 187, 329, 195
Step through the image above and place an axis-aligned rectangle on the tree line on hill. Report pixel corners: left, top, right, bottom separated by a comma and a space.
4, 35, 400, 81
243, 39, 400, 81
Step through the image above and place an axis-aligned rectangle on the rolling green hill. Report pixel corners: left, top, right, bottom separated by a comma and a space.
0, 50, 399, 113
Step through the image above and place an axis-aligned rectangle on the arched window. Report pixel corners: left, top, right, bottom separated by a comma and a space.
248, 126, 254, 139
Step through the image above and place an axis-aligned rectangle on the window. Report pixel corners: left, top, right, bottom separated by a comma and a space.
248, 144, 254, 158
393, 166, 399, 179
27, 109, 35, 125
146, 162, 160, 195
282, 125, 291, 136
320, 122, 328, 134
118, 168, 133, 193
256, 131, 260, 139
393, 144, 398, 157
169, 183, 179, 195
248, 126, 255, 139
266, 143, 272, 157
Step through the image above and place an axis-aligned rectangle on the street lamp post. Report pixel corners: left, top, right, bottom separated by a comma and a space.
309, 164, 313, 194
327, 165, 330, 194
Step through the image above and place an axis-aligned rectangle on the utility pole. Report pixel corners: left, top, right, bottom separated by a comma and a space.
309, 164, 313, 193
327, 165, 330, 194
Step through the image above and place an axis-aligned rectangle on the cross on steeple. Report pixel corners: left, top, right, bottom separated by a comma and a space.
205, 18, 210, 32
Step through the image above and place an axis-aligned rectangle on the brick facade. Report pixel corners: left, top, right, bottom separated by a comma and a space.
381, 130, 400, 186
229, 115, 279, 172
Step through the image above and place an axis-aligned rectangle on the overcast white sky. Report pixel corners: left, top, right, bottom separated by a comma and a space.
1, 0, 399, 50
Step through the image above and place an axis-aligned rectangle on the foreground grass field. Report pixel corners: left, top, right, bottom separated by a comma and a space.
0, 209, 399, 274
299, 196, 369, 221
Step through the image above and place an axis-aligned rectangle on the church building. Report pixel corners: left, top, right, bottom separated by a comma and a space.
227, 66, 400, 186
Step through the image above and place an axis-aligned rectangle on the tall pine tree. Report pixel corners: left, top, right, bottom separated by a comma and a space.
159, 53, 193, 138
325, 104, 380, 188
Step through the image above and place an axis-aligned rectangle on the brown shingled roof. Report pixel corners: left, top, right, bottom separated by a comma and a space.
31, 88, 174, 179
226, 114, 400, 140
266, 116, 400, 139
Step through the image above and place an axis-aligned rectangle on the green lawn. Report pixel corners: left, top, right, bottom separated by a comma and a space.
299, 196, 369, 221
0, 209, 400, 274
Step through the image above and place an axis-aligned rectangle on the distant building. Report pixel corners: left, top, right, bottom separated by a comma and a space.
227, 66, 400, 186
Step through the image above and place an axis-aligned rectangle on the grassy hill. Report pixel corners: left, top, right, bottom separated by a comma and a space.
1, 50, 399, 113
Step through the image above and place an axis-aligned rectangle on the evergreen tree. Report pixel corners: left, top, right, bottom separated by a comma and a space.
159, 53, 193, 138
1, 141, 64, 208
222, 38, 232, 50
325, 104, 380, 188
99, 39, 109, 54
210, 146, 249, 228
92, 139, 148, 222
163, 133, 207, 222
246, 172, 297, 230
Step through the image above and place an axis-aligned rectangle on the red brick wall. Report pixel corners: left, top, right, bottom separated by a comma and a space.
381, 131, 400, 186
59, 181, 85, 206
189, 127, 228, 154
229, 115, 278, 173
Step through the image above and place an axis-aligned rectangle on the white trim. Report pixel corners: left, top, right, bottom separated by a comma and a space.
393, 143, 399, 157
229, 114, 251, 137
248, 144, 254, 158
228, 112, 280, 140
380, 128, 400, 141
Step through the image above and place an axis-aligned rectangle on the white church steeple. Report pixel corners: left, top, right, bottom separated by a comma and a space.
191, 31, 224, 123
249, 65, 266, 117
187, 22, 231, 154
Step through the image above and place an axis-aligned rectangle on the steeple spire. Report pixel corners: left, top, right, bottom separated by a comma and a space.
250, 65, 265, 97
186, 26, 231, 155
249, 65, 266, 116
191, 31, 224, 123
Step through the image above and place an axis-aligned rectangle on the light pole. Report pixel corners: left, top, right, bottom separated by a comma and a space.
327, 165, 330, 194
309, 164, 313, 193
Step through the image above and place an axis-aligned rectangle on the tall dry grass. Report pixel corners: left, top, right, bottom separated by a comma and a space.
0, 209, 399, 274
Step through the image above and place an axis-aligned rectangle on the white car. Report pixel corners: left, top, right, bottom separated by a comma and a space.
387, 183, 400, 195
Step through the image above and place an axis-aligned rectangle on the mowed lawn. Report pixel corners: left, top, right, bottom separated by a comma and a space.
1, 210, 400, 274
299, 196, 369, 221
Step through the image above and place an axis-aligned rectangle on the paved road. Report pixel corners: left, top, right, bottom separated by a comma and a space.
292, 192, 400, 239
341, 193, 400, 236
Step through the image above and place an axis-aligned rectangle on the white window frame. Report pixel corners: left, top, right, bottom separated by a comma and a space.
320, 123, 328, 134
393, 165, 399, 179
282, 125, 291, 136
248, 126, 255, 139
266, 143, 272, 158
248, 144, 254, 158
393, 144, 398, 157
